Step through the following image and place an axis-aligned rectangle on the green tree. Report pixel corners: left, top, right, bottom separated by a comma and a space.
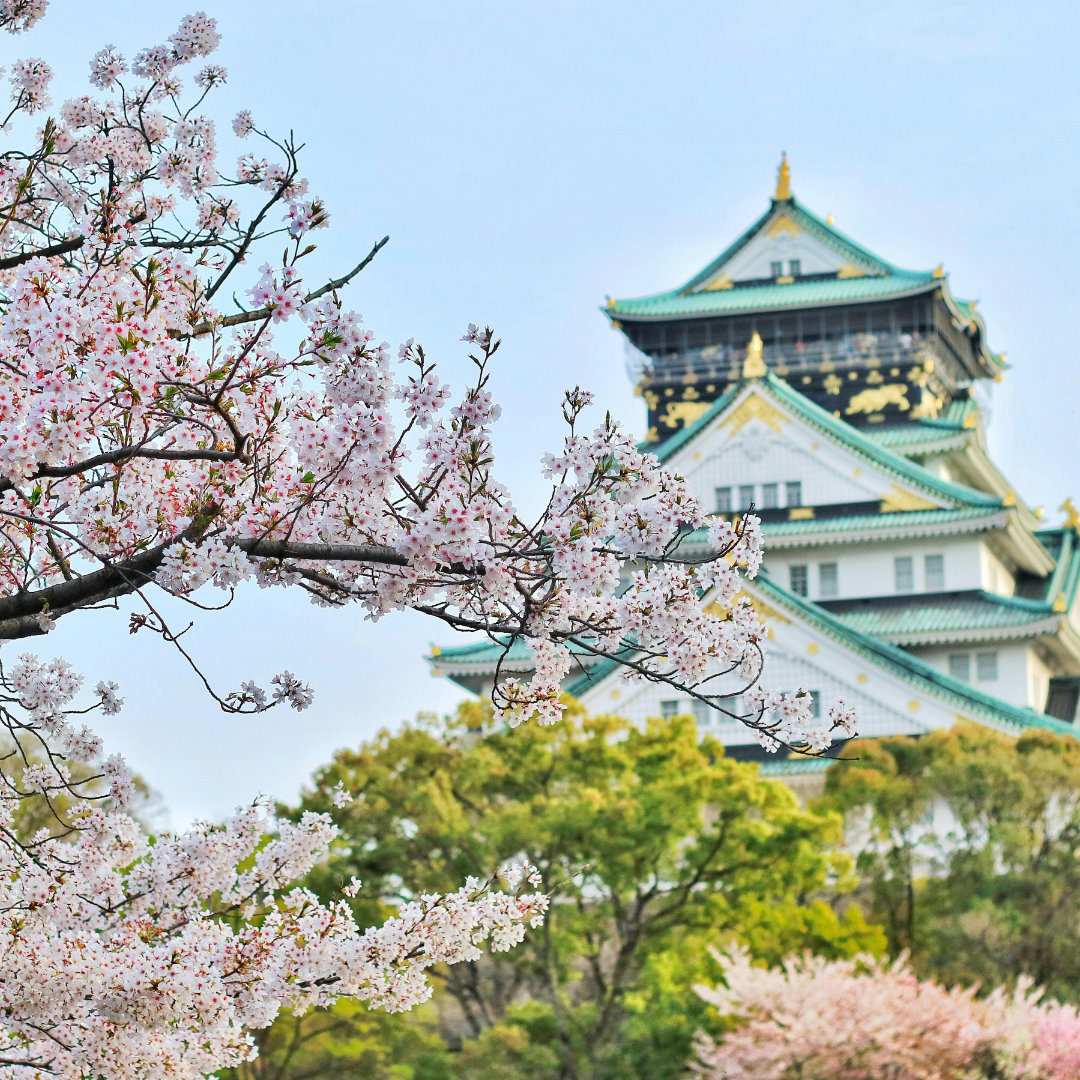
820, 722, 1080, 1002
274, 700, 881, 1080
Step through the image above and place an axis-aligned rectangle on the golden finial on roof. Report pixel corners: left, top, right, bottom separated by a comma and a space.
742, 333, 766, 379
826, 212, 834, 225
1062, 498, 1080, 530
774, 152, 792, 201
932, 263, 945, 278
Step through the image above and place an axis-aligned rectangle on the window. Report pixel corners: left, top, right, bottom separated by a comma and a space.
788, 258, 802, 277
894, 556, 914, 592
660, 700, 681, 720
739, 484, 755, 510
691, 699, 711, 727
785, 481, 803, 508
715, 486, 732, 515
807, 690, 821, 718
976, 652, 998, 682
770, 260, 783, 278
925, 554, 945, 591
761, 483, 779, 509
790, 565, 809, 597
818, 562, 839, 598
948, 653, 971, 682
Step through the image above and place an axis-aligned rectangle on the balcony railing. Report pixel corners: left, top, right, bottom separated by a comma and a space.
628, 331, 966, 393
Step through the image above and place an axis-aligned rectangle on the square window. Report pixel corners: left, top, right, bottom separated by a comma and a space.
976, 652, 998, 681
739, 484, 755, 509
925, 554, 945, 590
894, 556, 914, 592
785, 481, 803, 508
790, 565, 809, 597
789, 258, 802, 277
948, 653, 971, 682
691, 699, 711, 727
819, 562, 839, 598
715, 486, 732, 515
770, 260, 783, 278
761, 483, 779, 509
660, 700, 681, 720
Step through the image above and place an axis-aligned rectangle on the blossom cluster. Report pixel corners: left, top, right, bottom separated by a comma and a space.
0, 6, 851, 752
693, 947, 1080, 1080
0, 657, 548, 1080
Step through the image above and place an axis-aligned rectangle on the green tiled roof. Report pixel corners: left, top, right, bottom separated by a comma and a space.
608, 272, 939, 321
647, 372, 1002, 511
750, 572, 1076, 738
759, 758, 837, 776
606, 194, 1004, 373
829, 592, 1057, 640
429, 572, 1077, 740
434, 636, 601, 666
867, 398, 979, 450
759, 506, 1003, 540
668, 508, 1007, 554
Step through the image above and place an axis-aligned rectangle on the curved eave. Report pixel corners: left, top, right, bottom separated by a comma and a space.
874, 616, 1063, 648
751, 574, 1078, 739
671, 509, 1010, 556
605, 276, 940, 323
937, 278, 1006, 375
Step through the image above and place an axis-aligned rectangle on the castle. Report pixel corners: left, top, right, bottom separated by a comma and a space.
429, 156, 1080, 778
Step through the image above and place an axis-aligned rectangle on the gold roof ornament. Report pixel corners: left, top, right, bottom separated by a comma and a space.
826, 212, 835, 225
932, 264, 945, 278
742, 333, 767, 378
774, 152, 792, 201
1062, 498, 1080, 530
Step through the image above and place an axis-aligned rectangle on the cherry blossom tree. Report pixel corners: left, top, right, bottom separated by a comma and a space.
692, 946, 1080, 1080
0, 2, 858, 1075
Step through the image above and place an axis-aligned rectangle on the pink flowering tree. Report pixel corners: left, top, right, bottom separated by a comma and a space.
0, 2, 857, 1076
692, 946, 1080, 1080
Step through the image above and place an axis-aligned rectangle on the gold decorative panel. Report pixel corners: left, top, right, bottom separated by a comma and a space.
660, 400, 711, 429
879, 484, 939, 513
719, 391, 790, 437
845, 384, 910, 416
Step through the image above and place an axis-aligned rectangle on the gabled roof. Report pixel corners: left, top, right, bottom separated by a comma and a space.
646, 371, 1002, 512
428, 572, 1079, 740
604, 161, 1004, 374
749, 572, 1077, 739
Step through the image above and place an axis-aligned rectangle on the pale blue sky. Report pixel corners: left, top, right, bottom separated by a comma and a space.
20, 0, 1080, 824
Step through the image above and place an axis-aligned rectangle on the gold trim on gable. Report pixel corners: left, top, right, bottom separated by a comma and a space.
766, 213, 800, 239
720, 390, 790, 437
703, 274, 733, 292
879, 484, 939, 513
837, 263, 866, 279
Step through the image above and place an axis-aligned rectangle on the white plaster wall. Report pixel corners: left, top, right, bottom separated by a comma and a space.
761, 535, 987, 602
716, 224, 843, 283
579, 595, 954, 747
907, 642, 1047, 711
980, 544, 1017, 596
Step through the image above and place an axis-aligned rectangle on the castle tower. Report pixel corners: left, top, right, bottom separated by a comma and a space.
430, 158, 1080, 760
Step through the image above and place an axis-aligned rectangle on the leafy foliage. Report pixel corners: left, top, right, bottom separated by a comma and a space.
820, 723, 1080, 1002
272, 701, 882, 1080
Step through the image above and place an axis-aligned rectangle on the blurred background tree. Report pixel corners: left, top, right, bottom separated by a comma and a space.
232, 700, 881, 1080
820, 723, 1080, 1003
